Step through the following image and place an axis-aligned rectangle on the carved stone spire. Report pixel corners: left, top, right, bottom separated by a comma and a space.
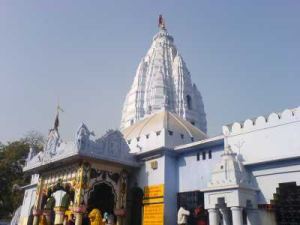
121, 17, 207, 133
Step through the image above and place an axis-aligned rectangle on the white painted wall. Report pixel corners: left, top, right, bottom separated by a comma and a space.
258, 210, 276, 225
127, 130, 166, 154
136, 156, 165, 188
223, 108, 300, 165
248, 160, 300, 204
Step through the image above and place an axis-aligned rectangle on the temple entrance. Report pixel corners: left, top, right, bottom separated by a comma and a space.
130, 186, 143, 225
272, 182, 300, 224
177, 191, 208, 225
88, 182, 116, 215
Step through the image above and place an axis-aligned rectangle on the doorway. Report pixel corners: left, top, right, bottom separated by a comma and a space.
88, 182, 116, 215
177, 191, 208, 225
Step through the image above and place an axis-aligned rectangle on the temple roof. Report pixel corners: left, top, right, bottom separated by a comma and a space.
122, 109, 207, 141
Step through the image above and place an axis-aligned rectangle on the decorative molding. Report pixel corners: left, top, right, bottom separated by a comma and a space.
24, 125, 138, 171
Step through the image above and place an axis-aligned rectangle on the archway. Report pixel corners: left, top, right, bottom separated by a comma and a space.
88, 182, 116, 215
272, 182, 300, 224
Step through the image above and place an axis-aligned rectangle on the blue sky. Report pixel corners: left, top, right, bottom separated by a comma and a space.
0, 1, 299, 143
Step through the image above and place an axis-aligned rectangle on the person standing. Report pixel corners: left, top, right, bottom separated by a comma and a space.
177, 204, 190, 225
102, 212, 115, 225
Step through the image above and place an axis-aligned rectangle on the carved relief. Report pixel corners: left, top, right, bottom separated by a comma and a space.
76, 123, 95, 151
25, 126, 137, 171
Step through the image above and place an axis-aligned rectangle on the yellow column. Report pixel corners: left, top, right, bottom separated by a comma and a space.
43, 210, 52, 225
73, 205, 87, 225
74, 164, 84, 206
75, 213, 83, 225
54, 207, 66, 225
33, 176, 44, 225
73, 163, 87, 225
32, 209, 43, 225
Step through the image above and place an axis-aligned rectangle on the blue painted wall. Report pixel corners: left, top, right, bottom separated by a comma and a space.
177, 144, 224, 192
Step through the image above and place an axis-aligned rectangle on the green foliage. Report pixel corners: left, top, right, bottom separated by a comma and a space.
0, 141, 30, 219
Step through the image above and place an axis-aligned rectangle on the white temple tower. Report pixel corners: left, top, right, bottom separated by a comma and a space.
120, 16, 207, 133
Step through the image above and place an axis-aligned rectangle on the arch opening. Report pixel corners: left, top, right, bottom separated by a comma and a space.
88, 182, 116, 215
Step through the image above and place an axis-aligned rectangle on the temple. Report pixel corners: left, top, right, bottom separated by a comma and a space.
19, 16, 300, 225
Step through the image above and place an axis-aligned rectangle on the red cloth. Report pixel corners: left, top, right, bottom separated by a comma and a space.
197, 220, 206, 225
158, 15, 163, 27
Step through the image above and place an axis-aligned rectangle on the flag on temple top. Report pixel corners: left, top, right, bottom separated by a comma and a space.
54, 100, 65, 130
158, 14, 164, 28
54, 113, 59, 130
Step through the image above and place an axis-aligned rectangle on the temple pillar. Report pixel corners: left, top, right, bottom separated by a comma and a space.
33, 177, 44, 225
219, 207, 231, 225
208, 208, 220, 225
73, 205, 87, 225
32, 209, 43, 225
246, 209, 260, 225
116, 170, 128, 225
43, 210, 52, 225
231, 207, 243, 225
54, 207, 66, 225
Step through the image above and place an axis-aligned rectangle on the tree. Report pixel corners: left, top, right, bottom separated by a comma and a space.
21, 130, 46, 151
0, 141, 30, 219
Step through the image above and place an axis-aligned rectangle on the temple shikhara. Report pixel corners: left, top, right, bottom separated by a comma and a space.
19, 16, 300, 225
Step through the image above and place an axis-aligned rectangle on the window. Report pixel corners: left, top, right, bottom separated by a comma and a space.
191, 137, 194, 142
208, 150, 212, 159
180, 134, 184, 139
136, 137, 140, 142
127, 140, 131, 144
202, 152, 206, 160
168, 130, 173, 136
197, 153, 200, 161
191, 121, 195, 126
130, 119, 134, 125
146, 134, 150, 139
186, 95, 192, 110
156, 131, 161, 136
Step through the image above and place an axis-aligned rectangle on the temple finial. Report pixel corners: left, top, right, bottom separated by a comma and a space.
223, 133, 233, 154
158, 14, 166, 30
54, 98, 65, 130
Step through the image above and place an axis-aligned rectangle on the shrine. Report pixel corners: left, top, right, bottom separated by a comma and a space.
19, 15, 300, 225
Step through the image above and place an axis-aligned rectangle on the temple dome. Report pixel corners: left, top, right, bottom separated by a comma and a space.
120, 23, 207, 134
121, 109, 207, 153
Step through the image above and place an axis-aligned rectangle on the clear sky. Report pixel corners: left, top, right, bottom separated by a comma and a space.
1, 1, 299, 143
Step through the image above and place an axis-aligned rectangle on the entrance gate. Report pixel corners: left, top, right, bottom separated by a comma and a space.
177, 191, 208, 225
88, 182, 116, 214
